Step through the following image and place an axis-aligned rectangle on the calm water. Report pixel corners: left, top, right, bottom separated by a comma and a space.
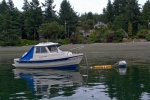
0, 47, 150, 100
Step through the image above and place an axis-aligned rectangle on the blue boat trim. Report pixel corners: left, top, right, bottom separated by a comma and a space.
20, 64, 79, 70
17, 55, 83, 64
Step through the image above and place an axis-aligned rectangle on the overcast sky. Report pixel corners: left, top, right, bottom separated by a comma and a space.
3, 0, 147, 14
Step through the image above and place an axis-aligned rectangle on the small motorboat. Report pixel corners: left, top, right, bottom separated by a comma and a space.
12, 42, 83, 69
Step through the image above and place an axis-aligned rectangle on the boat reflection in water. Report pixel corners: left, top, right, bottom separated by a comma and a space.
13, 68, 83, 99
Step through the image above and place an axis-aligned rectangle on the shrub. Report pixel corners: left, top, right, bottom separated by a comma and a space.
18, 39, 39, 46
137, 29, 148, 38
62, 38, 70, 44
106, 32, 115, 42
77, 35, 85, 44
114, 29, 126, 42
89, 31, 97, 42
70, 33, 78, 44
146, 33, 150, 41
0, 34, 20, 46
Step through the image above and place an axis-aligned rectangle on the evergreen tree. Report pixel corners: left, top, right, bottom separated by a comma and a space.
0, 0, 8, 14
43, 0, 57, 22
20, 0, 30, 39
112, 0, 129, 32
59, 0, 78, 37
113, 14, 128, 31
142, 0, 150, 29
0, 0, 21, 46
87, 12, 93, 20
101, 8, 108, 23
128, 21, 133, 37
79, 12, 95, 30
7, 0, 14, 10
23, 0, 43, 40
79, 13, 87, 22
22, 0, 29, 11
113, 0, 127, 16
105, 0, 113, 22
125, 0, 140, 35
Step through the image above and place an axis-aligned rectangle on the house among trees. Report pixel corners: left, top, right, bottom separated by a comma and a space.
94, 21, 107, 28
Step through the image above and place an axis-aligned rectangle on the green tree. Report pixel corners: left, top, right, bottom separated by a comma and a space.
0, 0, 21, 46
38, 22, 63, 40
128, 21, 133, 37
87, 12, 93, 20
43, 0, 57, 22
23, 0, 43, 40
0, 0, 8, 13
113, 14, 128, 31
7, 0, 14, 10
81, 23, 89, 33
20, 0, 30, 39
114, 29, 126, 42
22, 0, 29, 11
104, 0, 114, 22
142, 0, 150, 29
87, 19, 94, 29
137, 29, 148, 38
125, 0, 140, 35
59, 0, 78, 37
79, 13, 87, 22
113, 0, 127, 16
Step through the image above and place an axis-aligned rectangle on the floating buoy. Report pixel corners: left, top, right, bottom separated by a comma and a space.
91, 65, 112, 69
118, 60, 127, 68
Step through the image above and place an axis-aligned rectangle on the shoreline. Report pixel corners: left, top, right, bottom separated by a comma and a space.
0, 42, 150, 65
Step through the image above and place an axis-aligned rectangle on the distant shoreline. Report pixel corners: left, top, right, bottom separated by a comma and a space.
0, 42, 150, 65
0, 42, 150, 52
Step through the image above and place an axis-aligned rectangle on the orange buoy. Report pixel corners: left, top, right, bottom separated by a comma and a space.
91, 65, 112, 69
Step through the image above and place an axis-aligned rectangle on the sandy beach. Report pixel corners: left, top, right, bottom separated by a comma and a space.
0, 42, 150, 65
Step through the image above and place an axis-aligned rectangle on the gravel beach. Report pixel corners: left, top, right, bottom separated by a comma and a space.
0, 42, 150, 65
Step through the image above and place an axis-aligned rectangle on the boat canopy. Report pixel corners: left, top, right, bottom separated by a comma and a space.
20, 46, 34, 60
19, 42, 61, 60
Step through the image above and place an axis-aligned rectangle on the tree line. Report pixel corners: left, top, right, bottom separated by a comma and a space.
0, 0, 150, 46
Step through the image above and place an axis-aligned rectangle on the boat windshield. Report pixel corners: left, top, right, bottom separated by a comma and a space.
47, 45, 58, 53
35, 46, 48, 53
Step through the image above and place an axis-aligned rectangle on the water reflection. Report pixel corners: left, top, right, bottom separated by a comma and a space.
10, 64, 150, 100
13, 68, 83, 99
117, 67, 127, 75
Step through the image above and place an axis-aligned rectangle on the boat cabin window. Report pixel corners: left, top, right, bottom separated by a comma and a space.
47, 46, 58, 53
35, 46, 47, 53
